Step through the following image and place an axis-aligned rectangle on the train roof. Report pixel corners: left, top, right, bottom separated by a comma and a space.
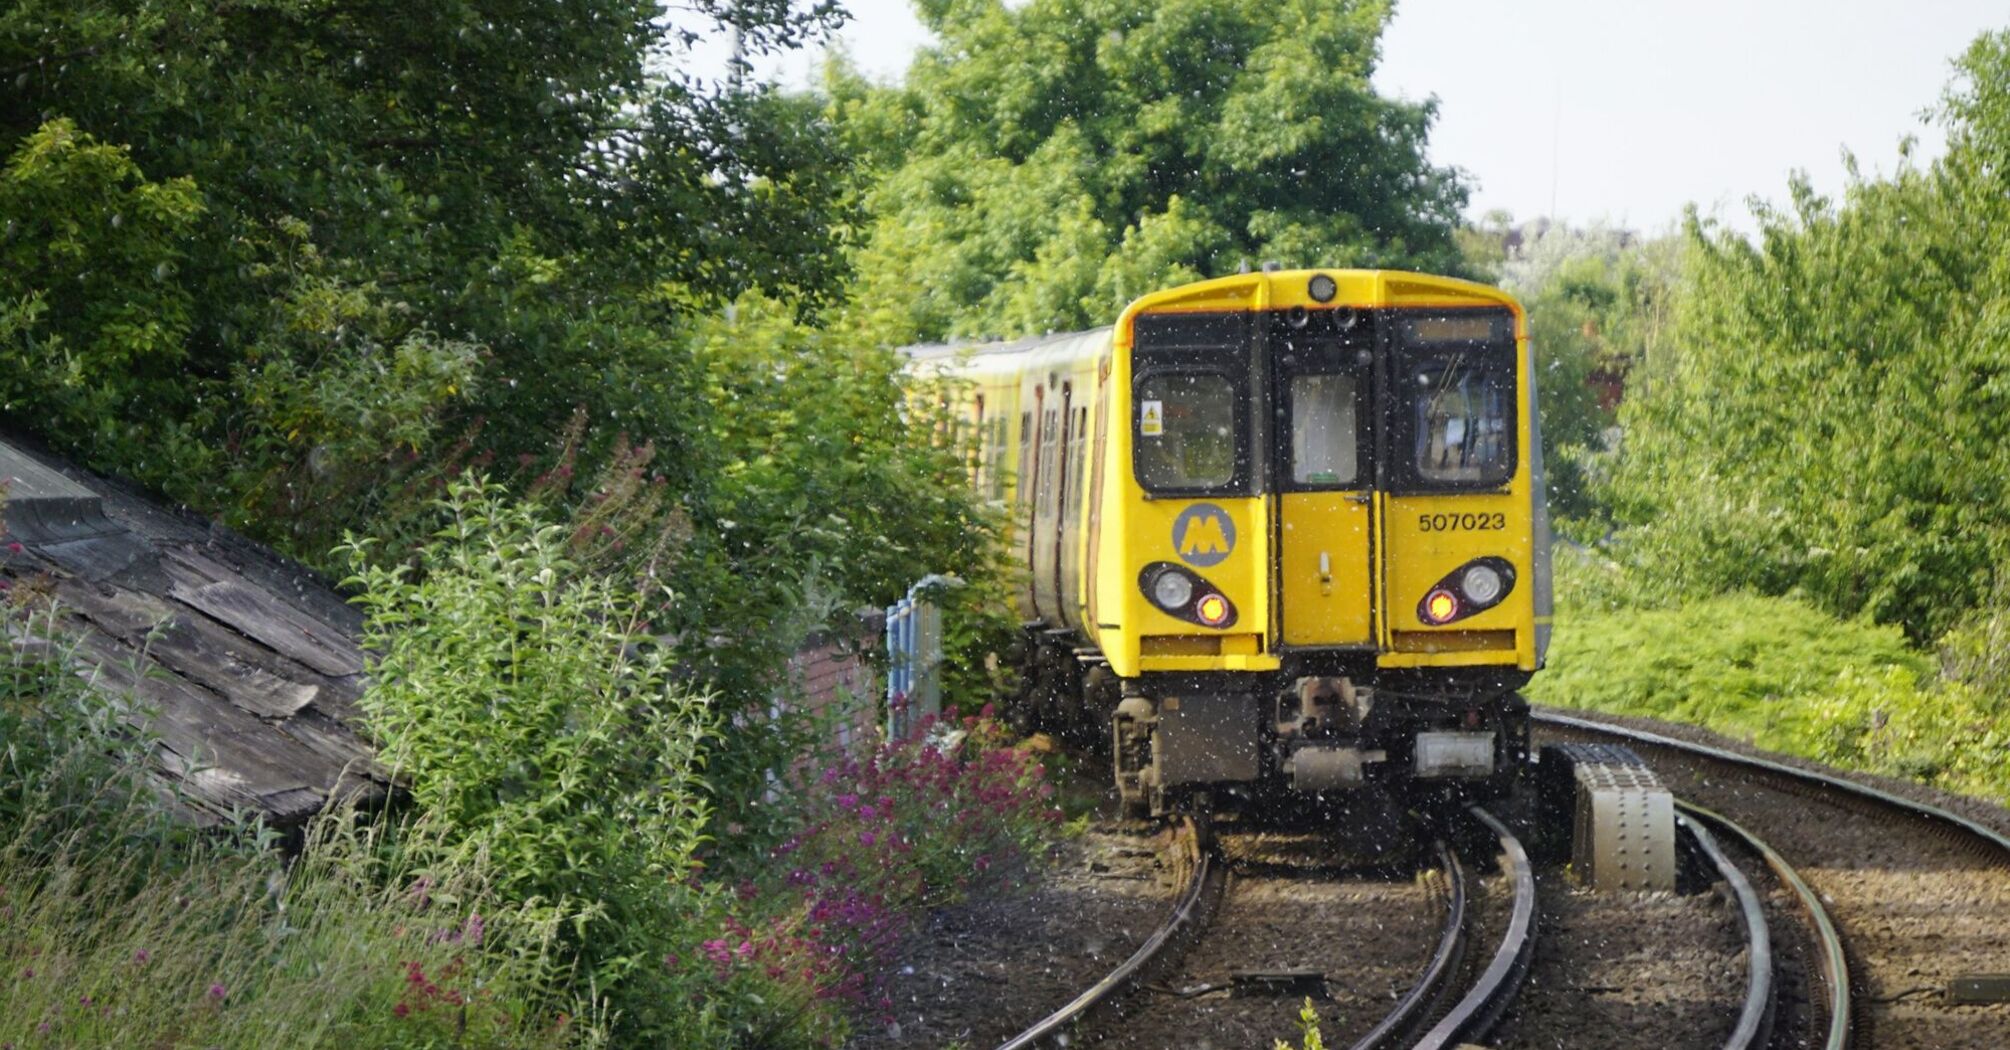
899, 269, 1522, 368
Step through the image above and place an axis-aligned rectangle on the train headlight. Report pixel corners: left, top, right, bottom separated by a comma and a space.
1417, 557, 1516, 625
1461, 564, 1504, 605
1196, 593, 1231, 626
1151, 570, 1194, 611
1308, 273, 1338, 303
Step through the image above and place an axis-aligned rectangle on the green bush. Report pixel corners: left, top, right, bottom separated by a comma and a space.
1531, 589, 1926, 744
1533, 557, 2010, 806
342, 479, 826, 1046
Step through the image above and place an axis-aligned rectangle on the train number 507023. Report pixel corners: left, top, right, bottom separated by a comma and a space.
1417, 513, 1507, 532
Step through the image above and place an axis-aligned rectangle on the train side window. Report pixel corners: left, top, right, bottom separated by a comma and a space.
1134, 372, 1237, 491
1289, 373, 1361, 486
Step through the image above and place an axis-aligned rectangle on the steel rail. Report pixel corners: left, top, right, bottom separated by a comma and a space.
1413, 805, 1537, 1050
1346, 839, 1468, 1050
1534, 710, 2010, 859
1678, 799, 1850, 1050
993, 815, 1224, 1050
1676, 810, 1775, 1050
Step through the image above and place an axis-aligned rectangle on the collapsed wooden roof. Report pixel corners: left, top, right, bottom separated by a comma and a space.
1, 435, 389, 825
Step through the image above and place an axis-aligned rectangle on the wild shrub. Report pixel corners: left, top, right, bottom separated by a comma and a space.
343, 479, 833, 1045
1534, 560, 2010, 805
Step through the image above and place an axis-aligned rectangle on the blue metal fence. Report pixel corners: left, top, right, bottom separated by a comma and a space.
885, 574, 961, 739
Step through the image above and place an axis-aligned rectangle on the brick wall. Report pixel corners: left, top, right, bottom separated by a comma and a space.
781, 615, 882, 748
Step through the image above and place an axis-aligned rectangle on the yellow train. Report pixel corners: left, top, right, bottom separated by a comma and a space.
910, 268, 1551, 815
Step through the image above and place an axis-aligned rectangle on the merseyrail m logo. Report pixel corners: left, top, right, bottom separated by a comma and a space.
1171, 503, 1236, 568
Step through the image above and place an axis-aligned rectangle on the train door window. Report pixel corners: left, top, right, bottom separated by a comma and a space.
1070, 406, 1088, 511
1289, 374, 1362, 486
1038, 406, 1060, 515
1392, 310, 1517, 490
987, 417, 1009, 501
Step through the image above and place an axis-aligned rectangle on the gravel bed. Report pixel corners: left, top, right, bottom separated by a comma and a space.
1095, 825, 1441, 1050
1537, 715, 2010, 1049
844, 822, 1180, 1049
1494, 871, 1745, 1050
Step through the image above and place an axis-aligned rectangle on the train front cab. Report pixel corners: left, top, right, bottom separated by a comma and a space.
1094, 270, 1552, 815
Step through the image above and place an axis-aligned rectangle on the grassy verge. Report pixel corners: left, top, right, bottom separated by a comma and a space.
1530, 549, 2010, 806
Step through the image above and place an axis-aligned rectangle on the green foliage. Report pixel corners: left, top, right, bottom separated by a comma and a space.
0, 601, 190, 864
341, 481, 707, 948
0, 119, 201, 443
1, 811, 595, 1050
1531, 557, 2010, 805
1602, 30, 2010, 642
0, 0, 855, 558
835, 0, 1470, 343
343, 480, 835, 1046
1491, 223, 1682, 521
0, 582, 591, 1048
1530, 590, 1928, 743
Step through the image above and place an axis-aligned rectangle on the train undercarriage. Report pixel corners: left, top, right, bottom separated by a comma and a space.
1013, 627, 1532, 817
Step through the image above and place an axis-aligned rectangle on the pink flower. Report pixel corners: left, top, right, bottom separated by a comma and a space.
4, 542, 21, 554
393, 1002, 411, 1019
133, 949, 151, 965
208, 982, 227, 1000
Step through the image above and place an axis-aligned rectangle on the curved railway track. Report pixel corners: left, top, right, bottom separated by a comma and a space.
994, 815, 1225, 1050
1536, 709, 2010, 1050
988, 711, 2010, 1049
992, 807, 1539, 1050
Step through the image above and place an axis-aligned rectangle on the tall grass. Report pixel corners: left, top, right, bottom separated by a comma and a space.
1, 596, 596, 1048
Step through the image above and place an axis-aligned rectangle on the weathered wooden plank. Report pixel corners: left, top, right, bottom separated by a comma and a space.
161, 549, 366, 678
53, 579, 326, 719
68, 631, 350, 820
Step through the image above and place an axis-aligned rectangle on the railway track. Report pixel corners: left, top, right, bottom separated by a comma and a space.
987, 711, 2010, 1049
992, 806, 1539, 1050
1535, 709, 2010, 1050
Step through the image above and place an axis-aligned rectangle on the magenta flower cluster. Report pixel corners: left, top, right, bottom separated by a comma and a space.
676, 712, 1060, 1024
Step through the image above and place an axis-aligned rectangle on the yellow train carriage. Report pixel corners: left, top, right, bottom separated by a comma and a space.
908, 269, 1551, 814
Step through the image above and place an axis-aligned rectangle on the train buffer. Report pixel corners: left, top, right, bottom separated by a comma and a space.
1537, 742, 1676, 893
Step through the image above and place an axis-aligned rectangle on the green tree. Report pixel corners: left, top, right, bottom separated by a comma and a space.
1604, 29, 2010, 642
1, 0, 852, 551
1494, 222, 1681, 521
835, 0, 1471, 344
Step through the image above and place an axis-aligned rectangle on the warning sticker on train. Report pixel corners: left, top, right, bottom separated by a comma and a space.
1139, 400, 1164, 437
1172, 502, 1236, 567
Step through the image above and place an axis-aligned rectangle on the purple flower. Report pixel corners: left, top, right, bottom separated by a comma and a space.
208, 982, 227, 1000
859, 831, 876, 847
132, 949, 151, 965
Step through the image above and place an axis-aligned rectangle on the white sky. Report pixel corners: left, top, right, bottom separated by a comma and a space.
699, 0, 2008, 234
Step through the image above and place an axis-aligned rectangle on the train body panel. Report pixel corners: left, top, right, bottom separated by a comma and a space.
908, 268, 1546, 811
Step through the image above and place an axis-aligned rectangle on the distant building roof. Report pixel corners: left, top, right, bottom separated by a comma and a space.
1, 435, 389, 825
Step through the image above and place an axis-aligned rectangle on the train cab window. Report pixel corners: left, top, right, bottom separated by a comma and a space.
1395, 310, 1517, 490
1289, 373, 1361, 486
1134, 372, 1238, 491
